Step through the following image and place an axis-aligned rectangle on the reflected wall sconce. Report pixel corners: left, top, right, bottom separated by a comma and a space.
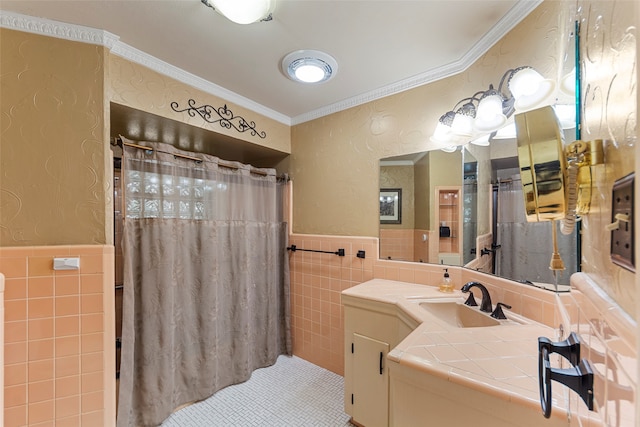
553, 104, 577, 130
560, 68, 576, 97
201, 0, 275, 24
492, 120, 517, 140
431, 66, 557, 151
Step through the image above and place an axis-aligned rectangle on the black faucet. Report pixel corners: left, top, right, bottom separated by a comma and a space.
461, 281, 493, 313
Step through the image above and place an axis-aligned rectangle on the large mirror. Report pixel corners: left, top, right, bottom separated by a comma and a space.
379, 117, 580, 286
378, 5, 581, 289
379, 133, 578, 287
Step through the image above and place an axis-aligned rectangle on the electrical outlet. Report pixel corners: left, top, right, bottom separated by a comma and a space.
610, 173, 634, 272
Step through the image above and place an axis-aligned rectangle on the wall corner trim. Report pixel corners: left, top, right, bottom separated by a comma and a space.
0, 9, 120, 48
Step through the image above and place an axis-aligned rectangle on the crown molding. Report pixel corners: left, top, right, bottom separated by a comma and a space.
0, 10, 120, 48
2, 1, 542, 127
0, 10, 291, 126
290, 0, 543, 125
109, 42, 291, 126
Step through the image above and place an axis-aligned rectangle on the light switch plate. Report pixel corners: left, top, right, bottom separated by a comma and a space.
610, 173, 634, 272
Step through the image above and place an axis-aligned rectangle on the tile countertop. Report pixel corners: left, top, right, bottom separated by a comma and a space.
342, 279, 566, 415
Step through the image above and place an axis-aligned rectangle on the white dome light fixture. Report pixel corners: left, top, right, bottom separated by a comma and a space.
508, 67, 556, 113
202, 0, 275, 25
474, 86, 507, 133
282, 50, 338, 84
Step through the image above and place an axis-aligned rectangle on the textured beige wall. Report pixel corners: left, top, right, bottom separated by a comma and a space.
108, 55, 291, 155
0, 29, 109, 246
291, 1, 569, 237
577, 0, 637, 317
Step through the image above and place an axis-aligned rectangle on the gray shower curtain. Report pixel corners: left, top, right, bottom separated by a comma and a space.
496, 179, 577, 285
116, 138, 291, 427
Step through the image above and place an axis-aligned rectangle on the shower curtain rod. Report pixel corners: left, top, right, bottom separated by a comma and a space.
111, 136, 289, 181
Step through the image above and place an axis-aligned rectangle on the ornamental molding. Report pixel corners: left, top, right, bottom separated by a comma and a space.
2, 1, 541, 126
0, 10, 119, 49
109, 42, 290, 126
289, 0, 543, 124
171, 99, 267, 139
0, 10, 290, 126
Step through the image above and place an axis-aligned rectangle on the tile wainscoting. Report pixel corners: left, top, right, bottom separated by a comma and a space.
1, 246, 115, 427
290, 233, 562, 375
289, 234, 637, 426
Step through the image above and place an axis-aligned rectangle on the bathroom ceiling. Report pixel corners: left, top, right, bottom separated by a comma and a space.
1, 0, 539, 124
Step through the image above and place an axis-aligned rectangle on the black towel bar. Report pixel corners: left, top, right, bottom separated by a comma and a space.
286, 245, 345, 257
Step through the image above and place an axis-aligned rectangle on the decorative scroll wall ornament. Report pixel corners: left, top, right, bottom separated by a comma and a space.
170, 99, 267, 139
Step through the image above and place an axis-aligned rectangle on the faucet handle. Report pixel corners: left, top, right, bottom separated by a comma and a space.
464, 291, 478, 307
490, 302, 512, 319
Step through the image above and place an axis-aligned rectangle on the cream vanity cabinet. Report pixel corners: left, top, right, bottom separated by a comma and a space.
342, 294, 418, 427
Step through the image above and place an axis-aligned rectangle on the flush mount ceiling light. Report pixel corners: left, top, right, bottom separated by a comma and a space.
201, 0, 275, 25
282, 50, 338, 84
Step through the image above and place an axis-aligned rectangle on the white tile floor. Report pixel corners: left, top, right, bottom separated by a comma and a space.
161, 355, 356, 426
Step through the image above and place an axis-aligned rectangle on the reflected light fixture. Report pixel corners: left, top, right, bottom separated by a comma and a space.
201, 0, 275, 25
492, 121, 517, 139
469, 134, 490, 146
560, 68, 576, 96
282, 50, 338, 84
440, 145, 458, 153
553, 104, 577, 129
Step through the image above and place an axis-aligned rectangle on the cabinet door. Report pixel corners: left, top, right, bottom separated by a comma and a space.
352, 333, 390, 427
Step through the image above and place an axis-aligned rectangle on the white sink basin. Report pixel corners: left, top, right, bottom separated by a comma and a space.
419, 300, 500, 328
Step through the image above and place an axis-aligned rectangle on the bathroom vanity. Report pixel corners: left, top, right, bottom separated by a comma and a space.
342, 279, 572, 427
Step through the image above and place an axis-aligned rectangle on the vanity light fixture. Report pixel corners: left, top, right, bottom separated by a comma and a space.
474, 86, 507, 133
201, 0, 275, 25
431, 66, 557, 151
507, 67, 556, 113
450, 98, 478, 137
282, 50, 338, 84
